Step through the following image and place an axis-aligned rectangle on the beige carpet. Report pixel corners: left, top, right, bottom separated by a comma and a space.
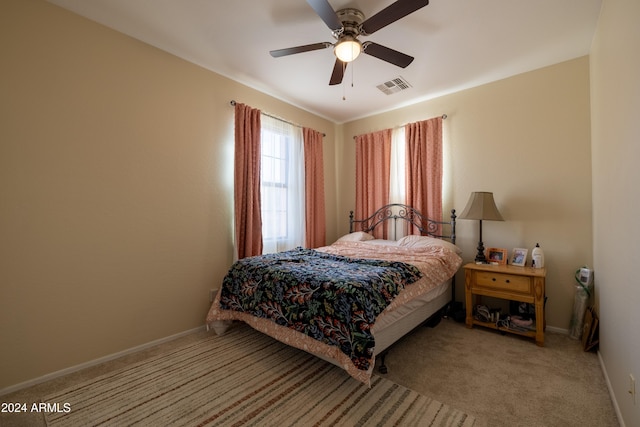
376, 317, 619, 427
41, 324, 474, 426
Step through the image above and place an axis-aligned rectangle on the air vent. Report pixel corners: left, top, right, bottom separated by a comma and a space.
376, 76, 412, 95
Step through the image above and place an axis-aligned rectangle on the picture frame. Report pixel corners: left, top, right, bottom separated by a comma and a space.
510, 248, 528, 266
486, 247, 507, 265
582, 306, 599, 352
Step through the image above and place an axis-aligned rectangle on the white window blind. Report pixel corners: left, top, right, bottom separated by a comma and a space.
260, 115, 305, 254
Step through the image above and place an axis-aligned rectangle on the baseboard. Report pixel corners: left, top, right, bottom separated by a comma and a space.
598, 350, 625, 427
0, 325, 206, 397
546, 325, 569, 334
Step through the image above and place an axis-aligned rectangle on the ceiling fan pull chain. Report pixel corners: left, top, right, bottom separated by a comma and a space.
351, 61, 355, 88
343, 61, 348, 100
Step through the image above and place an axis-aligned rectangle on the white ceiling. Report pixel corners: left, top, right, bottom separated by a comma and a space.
48, 0, 602, 124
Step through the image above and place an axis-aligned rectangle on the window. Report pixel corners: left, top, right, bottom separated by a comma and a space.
260, 130, 288, 241
260, 115, 305, 254
355, 118, 443, 240
233, 102, 324, 259
390, 126, 406, 205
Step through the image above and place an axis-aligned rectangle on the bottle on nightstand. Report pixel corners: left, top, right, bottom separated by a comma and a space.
532, 243, 544, 268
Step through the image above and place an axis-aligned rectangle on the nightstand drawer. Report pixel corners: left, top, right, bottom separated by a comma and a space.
474, 271, 531, 293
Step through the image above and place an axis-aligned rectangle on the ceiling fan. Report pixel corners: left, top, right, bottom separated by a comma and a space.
270, 0, 429, 85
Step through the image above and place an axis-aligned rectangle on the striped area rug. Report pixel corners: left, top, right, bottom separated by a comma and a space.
44, 324, 474, 426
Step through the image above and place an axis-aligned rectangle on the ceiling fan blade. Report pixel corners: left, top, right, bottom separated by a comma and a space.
363, 42, 414, 68
329, 59, 346, 85
270, 42, 331, 58
361, 0, 429, 35
306, 0, 343, 31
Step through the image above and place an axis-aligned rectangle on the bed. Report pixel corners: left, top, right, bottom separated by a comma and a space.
206, 204, 462, 385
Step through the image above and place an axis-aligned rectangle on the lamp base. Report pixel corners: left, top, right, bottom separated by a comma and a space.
474, 241, 488, 264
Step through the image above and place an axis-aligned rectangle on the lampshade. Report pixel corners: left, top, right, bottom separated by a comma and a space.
334, 37, 362, 62
459, 192, 504, 221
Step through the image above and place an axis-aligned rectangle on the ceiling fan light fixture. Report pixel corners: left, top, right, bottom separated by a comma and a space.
334, 37, 362, 62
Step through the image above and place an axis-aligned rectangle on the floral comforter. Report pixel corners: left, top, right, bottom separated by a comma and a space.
206, 241, 462, 384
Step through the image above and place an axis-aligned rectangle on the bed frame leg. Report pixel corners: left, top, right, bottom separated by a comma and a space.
378, 352, 388, 374
425, 309, 443, 328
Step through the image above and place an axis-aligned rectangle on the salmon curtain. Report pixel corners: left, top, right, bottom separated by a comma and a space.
303, 128, 326, 248
234, 103, 263, 259
405, 117, 443, 234
355, 130, 392, 239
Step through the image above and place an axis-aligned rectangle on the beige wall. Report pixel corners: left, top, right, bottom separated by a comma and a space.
339, 57, 593, 330
0, 0, 335, 391
591, 0, 640, 425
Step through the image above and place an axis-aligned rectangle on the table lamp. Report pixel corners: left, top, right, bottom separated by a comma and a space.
459, 192, 504, 263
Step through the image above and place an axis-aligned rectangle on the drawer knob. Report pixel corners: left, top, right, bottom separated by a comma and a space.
506, 279, 510, 283
492, 278, 496, 281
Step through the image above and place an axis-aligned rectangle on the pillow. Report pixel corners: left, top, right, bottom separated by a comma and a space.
396, 235, 462, 254
364, 239, 399, 246
336, 231, 375, 242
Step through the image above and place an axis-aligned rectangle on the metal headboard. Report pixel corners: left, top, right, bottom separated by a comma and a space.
349, 203, 457, 244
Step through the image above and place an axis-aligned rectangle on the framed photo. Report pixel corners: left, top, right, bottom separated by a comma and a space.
486, 248, 507, 265
510, 248, 528, 266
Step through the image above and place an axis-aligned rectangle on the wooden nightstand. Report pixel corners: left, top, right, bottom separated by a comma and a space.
464, 263, 547, 346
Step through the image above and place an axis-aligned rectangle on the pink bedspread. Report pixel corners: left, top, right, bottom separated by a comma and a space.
206, 240, 462, 384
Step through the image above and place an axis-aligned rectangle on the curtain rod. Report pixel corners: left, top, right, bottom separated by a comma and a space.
229, 100, 325, 137
352, 114, 448, 139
